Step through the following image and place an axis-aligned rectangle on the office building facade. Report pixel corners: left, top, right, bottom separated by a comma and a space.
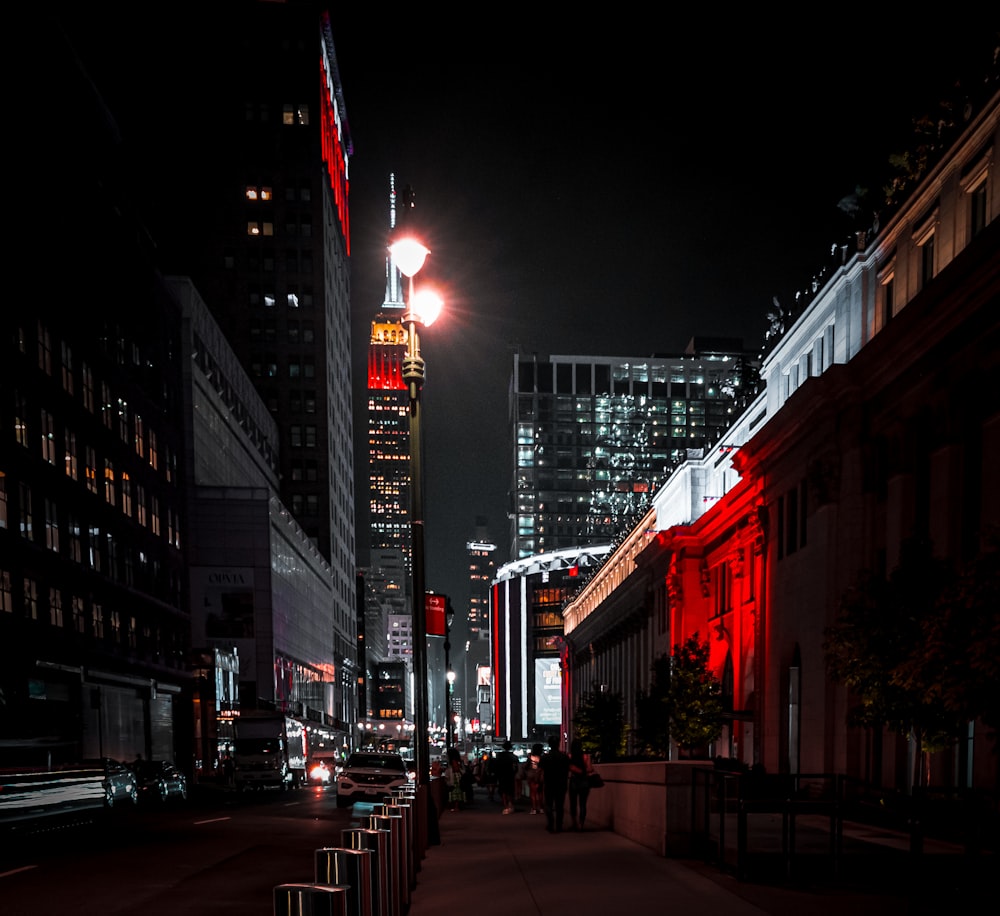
3, 21, 191, 765
510, 343, 757, 562
154, 3, 359, 728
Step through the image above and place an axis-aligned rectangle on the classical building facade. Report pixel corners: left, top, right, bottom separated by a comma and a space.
563, 82, 999, 793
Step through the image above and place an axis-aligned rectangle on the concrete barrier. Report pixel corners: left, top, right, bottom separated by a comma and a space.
582, 761, 708, 857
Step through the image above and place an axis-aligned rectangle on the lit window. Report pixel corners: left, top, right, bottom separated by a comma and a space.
85, 447, 98, 493
40, 409, 57, 464
245, 186, 259, 201
64, 428, 77, 479
104, 460, 116, 506
248, 222, 261, 236
68, 513, 81, 562
121, 473, 132, 517
49, 587, 63, 627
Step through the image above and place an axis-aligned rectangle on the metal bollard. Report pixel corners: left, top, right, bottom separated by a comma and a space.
384, 797, 415, 891
314, 847, 373, 916
342, 826, 391, 916
273, 883, 349, 916
372, 804, 410, 905
364, 814, 402, 916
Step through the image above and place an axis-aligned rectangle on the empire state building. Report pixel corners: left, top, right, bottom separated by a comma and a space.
367, 176, 413, 579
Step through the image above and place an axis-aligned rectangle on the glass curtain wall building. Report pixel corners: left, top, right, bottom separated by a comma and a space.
510, 340, 758, 562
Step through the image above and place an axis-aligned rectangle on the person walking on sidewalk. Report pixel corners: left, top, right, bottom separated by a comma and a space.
568, 738, 594, 830
477, 751, 497, 802
521, 743, 545, 814
539, 739, 570, 832
495, 741, 519, 814
445, 748, 465, 812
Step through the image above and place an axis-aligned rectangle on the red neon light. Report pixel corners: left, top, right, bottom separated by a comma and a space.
319, 59, 350, 254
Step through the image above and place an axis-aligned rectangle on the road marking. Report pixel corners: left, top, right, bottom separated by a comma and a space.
193, 816, 231, 825
1, 866, 38, 878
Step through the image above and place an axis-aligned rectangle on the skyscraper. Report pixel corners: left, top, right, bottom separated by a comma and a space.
466, 517, 496, 648
509, 341, 758, 561
90, 2, 359, 722
464, 518, 497, 736
367, 176, 413, 576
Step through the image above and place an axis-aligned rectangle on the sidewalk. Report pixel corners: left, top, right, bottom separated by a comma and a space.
403, 788, 919, 916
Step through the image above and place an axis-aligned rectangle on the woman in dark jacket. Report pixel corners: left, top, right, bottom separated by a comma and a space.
567, 739, 593, 831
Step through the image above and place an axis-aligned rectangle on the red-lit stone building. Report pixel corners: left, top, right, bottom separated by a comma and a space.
563, 85, 999, 795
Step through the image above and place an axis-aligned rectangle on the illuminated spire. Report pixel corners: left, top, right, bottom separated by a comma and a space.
383, 174, 405, 311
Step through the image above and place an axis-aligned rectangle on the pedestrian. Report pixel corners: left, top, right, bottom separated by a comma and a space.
444, 747, 464, 812
521, 743, 545, 814
478, 751, 497, 801
460, 754, 475, 806
568, 738, 595, 830
495, 740, 519, 814
539, 738, 570, 833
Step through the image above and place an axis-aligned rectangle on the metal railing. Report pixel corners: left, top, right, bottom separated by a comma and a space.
691, 768, 998, 885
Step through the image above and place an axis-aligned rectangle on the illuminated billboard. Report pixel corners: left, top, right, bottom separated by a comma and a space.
534, 658, 562, 726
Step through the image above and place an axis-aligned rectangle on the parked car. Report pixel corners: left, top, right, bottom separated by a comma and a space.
134, 760, 188, 803
336, 752, 409, 808
84, 759, 138, 808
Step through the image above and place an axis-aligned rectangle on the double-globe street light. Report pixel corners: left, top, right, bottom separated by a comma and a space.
389, 233, 442, 796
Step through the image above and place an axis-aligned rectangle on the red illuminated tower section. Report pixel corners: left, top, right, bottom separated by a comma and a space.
368, 175, 413, 576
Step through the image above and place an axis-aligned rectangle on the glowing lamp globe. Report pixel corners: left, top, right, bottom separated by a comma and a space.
390, 238, 430, 278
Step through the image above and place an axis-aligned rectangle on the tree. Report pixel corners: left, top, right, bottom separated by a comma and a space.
666, 634, 723, 755
635, 653, 673, 758
573, 688, 625, 761
893, 533, 1000, 753
824, 537, 970, 788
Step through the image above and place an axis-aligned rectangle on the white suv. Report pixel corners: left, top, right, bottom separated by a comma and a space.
336, 752, 409, 808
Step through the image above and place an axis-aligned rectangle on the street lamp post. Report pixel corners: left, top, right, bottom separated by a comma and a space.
444, 602, 455, 752
389, 232, 442, 793
464, 640, 471, 747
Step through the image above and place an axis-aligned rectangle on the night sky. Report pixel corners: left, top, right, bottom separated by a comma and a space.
338, 16, 996, 618
44, 6, 998, 631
